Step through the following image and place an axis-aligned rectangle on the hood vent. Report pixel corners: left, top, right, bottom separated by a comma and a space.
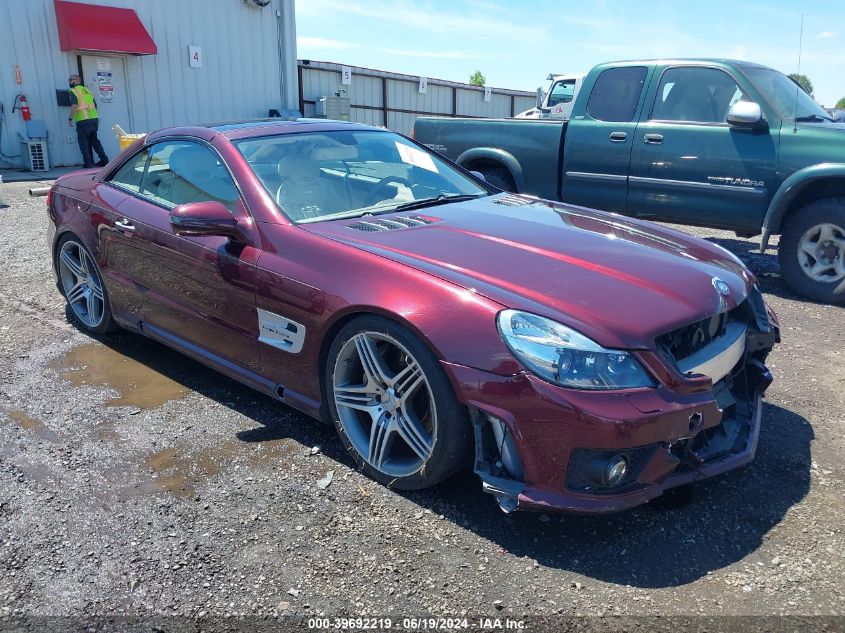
491, 194, 534, 207
348, 215, 436, 232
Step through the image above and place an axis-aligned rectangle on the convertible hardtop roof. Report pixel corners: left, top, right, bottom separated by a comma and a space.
144, 118, 385, 143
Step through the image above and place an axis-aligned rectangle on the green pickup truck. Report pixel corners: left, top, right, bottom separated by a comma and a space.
414, 59, 845, 304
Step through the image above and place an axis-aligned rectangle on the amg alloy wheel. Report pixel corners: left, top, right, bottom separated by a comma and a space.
56, 236, 118, 334
326, 316, 471, 489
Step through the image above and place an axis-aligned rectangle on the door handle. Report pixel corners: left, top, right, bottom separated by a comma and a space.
643, 134, 664, 144
609, 132, 627, 142
115, 218, 135, 231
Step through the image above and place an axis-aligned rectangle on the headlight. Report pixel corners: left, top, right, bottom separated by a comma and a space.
497, 310, 655, 390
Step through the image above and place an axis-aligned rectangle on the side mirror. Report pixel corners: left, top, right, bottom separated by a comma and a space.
470, 170, 486, 182
726, 101, 766, 130
169, 201, 245, 244
535, 87, 544, 109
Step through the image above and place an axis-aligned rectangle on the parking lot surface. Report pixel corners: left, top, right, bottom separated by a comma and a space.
1, 180, 843, 622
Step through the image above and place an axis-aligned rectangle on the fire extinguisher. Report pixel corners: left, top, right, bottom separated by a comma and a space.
13, 94, 31, 122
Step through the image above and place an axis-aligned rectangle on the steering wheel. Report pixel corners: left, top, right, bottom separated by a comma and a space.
365, 176, 412, 206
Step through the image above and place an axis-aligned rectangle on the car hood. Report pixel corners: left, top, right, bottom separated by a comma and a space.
304, 195, 753, 350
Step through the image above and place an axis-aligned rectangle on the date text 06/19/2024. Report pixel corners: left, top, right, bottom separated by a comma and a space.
306, 617, 527, 630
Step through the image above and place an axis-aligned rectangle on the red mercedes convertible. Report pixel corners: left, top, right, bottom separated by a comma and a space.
48, 119, 779, 513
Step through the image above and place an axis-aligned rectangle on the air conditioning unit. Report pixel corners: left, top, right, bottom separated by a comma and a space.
315, 96, 350, 121
21, 140, 49, 171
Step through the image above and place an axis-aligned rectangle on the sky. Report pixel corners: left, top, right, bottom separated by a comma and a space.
295, 0, 845, 108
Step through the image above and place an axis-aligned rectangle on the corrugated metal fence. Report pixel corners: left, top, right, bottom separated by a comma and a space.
298, 61, 536, 136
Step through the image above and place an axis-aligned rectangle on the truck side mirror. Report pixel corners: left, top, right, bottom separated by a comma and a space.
535, 87, 544, 109
727, 101, 767, 131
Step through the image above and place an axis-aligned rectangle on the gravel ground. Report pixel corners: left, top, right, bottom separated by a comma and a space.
0, 180, 843, 629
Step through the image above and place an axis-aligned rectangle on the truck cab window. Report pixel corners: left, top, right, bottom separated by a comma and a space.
586, 66, 647, 122
548, 80, 576, 107
651, 67, 748, 123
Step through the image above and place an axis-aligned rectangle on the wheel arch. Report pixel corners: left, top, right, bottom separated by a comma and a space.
761, 164, 845, 250
456, 147, 524, 192
317, 306, 466, 421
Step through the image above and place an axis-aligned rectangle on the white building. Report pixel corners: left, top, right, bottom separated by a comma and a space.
0, 0, 298, 168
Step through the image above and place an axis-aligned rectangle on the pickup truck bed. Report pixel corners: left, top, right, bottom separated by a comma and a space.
418, 118, 566, 200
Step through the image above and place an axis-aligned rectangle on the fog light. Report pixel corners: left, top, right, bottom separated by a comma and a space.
603, 455, 628, 487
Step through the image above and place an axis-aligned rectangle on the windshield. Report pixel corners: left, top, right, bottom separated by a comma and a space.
234, 129, 489, 223
743, 67, 832, 122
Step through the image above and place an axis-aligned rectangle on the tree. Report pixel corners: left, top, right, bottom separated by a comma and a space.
788, 73, 814, 97
836, 97, 845, 109
469, 70, 486, 87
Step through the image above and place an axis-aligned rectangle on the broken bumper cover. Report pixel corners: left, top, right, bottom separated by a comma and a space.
443, 330, 776, 514
509, 392, 763, 514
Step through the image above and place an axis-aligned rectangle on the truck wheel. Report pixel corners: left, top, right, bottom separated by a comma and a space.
477, 166, 516, 192
778, 198, 845, 305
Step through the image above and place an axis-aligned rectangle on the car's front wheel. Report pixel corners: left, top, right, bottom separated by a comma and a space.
779, 199, 845, 305
55, 234, 119, 334
326, 316, 472, 490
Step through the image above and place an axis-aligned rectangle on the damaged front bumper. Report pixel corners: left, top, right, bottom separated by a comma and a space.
446, 301, 779, 514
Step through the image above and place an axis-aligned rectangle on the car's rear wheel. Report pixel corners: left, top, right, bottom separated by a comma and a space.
56, 234, 119, 334
326, 316, 472, 490
779, 199, 845, 305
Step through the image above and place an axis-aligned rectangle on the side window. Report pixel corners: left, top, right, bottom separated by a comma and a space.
138, 141, 239, 212
548, 80, 576, 107
109, 148, 150, 193
586, 66, 648, 122
651, 67, 748, 123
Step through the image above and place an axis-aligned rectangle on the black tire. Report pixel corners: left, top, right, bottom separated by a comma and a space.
476, 165, 516, 192
778, 198, 845, 305
325, 315, 472, 490
55, 233, 120, 334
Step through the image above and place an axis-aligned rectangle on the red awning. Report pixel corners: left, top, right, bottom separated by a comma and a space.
54, 0, 157, 56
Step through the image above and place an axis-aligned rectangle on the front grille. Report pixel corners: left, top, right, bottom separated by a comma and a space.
347, 215, 435, 231
657, 300, 753, 365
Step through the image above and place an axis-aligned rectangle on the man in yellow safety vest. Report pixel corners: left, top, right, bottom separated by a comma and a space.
68, 75, 108, 168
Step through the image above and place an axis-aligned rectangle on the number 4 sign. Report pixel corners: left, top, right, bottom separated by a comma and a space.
189, 45, 202, 68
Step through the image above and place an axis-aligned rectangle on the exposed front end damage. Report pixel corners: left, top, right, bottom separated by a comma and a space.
458, 287, 779, 514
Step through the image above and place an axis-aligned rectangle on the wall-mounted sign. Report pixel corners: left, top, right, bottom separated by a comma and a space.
98, 84, 114, 103
483, 86, 491, 102
96, 58, 110, 71
418, 77, 427, 94
189, 45, 202, 68
341, 66, 352, 85
13, 64, 22, 85
95, 71, 112, 84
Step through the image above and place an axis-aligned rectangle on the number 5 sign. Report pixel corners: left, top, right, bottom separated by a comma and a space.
341, 66, 352, 85
189, 45, 203, 68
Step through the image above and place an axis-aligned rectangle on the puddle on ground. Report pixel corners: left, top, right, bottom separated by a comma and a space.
6, 410, 58, 442
119, 436, 299, 499
50, 341, 189, 409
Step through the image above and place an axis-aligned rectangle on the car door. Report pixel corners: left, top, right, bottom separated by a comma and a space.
90, 147, 151, 325
627, 65, 778, 231
561, 65, 651, 212
104, 139, 262, 375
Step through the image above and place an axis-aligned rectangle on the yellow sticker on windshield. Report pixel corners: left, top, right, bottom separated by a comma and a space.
395, 142, 439, 173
